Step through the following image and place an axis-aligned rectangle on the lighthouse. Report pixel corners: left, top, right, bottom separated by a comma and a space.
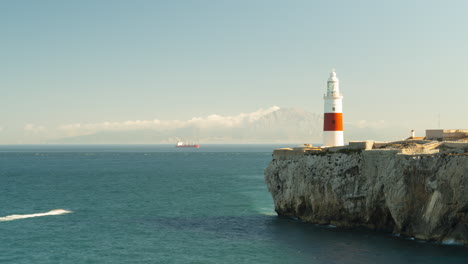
323, 70, 344, 146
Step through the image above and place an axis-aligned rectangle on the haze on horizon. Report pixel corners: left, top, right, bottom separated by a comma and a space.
1, 0, 468, 144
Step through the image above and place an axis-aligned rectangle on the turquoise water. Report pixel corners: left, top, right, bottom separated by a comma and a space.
0, 145, 467, 263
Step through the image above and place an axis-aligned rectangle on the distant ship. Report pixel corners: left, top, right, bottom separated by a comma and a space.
175, 141, 200, 148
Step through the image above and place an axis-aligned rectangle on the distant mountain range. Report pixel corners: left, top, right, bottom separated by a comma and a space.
50, 108, 404, 144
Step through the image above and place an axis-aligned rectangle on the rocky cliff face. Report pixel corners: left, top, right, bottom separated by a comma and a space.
265, 143, 468, 245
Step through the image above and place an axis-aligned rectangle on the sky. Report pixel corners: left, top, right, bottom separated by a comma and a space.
1, 0, 468, 143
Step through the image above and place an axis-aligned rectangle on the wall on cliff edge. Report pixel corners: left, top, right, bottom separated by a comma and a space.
264, 149, 468, 245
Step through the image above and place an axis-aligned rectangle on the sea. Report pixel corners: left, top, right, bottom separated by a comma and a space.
0, 144, 467, 264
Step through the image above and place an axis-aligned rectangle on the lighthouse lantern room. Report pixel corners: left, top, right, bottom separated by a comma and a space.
323, 70, 344, 146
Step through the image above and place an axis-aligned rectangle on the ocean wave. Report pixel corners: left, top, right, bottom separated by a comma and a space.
0, 209, 72, 222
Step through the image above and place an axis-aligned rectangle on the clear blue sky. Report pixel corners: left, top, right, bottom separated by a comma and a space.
1, 0, 468, 143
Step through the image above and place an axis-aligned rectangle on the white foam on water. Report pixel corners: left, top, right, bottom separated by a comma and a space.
257, 207, 276, 216
442, 238, 464, 246
0, 209, 72, 222
260, 212, 277, 216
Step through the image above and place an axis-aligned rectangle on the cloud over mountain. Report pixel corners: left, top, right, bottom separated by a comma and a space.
52, 106, 324, 144
50, 106, 403, 144
58, 106, 281, 137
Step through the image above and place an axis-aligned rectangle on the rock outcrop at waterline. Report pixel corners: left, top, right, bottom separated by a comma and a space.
264, 141, 468, 245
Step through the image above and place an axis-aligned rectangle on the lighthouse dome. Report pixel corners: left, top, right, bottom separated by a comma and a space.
328, 70, 339, 82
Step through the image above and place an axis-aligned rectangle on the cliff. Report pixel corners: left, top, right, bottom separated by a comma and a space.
265, 141, 468, 245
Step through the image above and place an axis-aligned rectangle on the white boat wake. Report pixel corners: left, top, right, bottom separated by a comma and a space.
0, 209, 72, 222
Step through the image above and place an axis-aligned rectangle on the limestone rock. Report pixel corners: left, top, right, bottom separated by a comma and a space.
265, 146, 468, 245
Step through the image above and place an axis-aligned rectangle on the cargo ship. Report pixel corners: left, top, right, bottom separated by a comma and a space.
176, 141, 200, 148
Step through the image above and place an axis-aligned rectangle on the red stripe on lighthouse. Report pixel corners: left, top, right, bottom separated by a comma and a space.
323, 113, 343, 131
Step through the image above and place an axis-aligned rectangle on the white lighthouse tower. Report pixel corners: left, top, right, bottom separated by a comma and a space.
323, 70, 344, 146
